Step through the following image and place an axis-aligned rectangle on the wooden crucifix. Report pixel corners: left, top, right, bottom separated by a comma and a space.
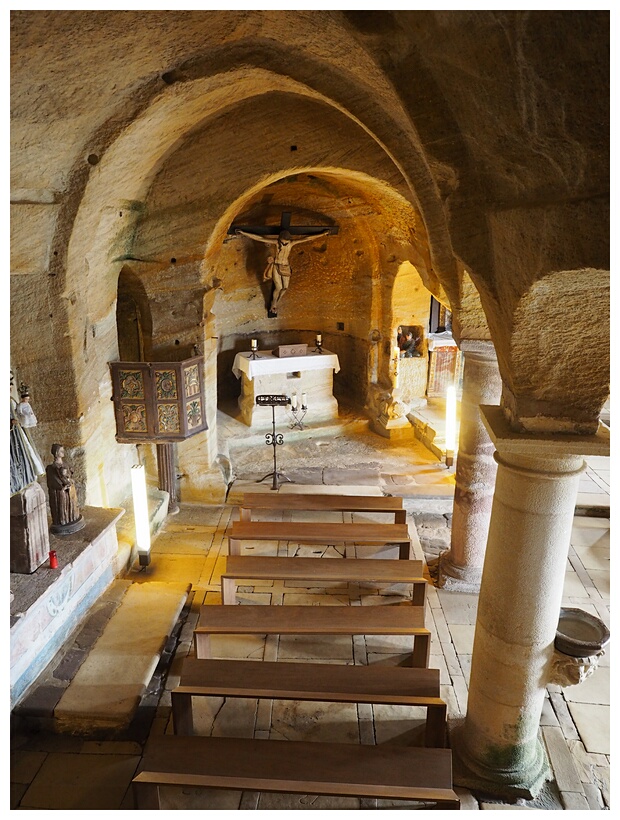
227, 212, 338, 317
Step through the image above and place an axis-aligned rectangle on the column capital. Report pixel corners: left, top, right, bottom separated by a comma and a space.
480, 405, 610, 459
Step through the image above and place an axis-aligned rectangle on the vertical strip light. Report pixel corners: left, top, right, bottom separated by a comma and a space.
445, 383, 457, 468
131, 464, 151, 567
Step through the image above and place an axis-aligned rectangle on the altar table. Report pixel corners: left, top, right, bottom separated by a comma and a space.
232, 349, 340, 427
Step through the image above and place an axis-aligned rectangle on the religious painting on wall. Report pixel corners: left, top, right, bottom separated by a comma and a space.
110, 356, 207, 442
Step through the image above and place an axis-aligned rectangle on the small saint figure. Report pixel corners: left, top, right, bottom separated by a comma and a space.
46, 443, 85, 535
10, 375, 44, 495
234, 228, 331, 317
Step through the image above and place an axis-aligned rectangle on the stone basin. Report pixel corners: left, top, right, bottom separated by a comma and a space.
555, 607, 610, 657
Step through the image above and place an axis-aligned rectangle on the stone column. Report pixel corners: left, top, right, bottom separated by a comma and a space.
438, 341, 502, 592
452, 406, 610, 799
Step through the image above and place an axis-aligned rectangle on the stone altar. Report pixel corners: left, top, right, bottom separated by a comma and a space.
232, 349, 340, 427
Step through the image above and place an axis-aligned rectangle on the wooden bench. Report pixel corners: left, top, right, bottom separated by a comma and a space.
221, 555, 427, 606
132, 735, 460, 809
228, 520, 412, 560
171, 658, 447, 747
240, 492, 406, 523
194, 604, 431, 667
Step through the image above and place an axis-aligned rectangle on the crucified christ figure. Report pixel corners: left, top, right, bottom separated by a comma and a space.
235, 228, 330, 317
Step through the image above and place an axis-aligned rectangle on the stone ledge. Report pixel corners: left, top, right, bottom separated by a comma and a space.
10, 507, 124, 708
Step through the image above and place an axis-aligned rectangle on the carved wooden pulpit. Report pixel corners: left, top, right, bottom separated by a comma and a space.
109, 357, 207, 513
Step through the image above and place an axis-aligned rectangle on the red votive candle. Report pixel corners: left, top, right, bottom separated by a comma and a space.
49, 550, 58, 569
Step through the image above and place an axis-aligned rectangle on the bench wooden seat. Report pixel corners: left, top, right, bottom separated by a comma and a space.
240, 492, 406, 523
172, 658, 447, 747
195, 604, 430, 667
228, 520, 412, 560
132, 735, 460, 809
221, 555, 427, 605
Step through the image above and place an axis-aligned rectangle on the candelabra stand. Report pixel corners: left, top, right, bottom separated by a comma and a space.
289, 403, 308, 430
249, 341, 260, 360
256, 394, 292, 490
313, 340, 324, 354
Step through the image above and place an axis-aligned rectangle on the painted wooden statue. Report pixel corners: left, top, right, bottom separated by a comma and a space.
46, 444, 85, 534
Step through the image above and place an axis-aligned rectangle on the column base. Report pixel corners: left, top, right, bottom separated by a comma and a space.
450, 721, 551, 801
436, 549, 483, 593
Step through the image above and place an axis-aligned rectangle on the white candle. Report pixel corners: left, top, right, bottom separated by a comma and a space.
316, 334, 322, 345
291, 392, 298, 410
302, 392, 307, 407
251, 339, 257, 350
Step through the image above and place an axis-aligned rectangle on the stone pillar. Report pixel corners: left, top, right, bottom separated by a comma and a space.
156, 443, 179, 515
438, 341, 502, 592
452, 406, 610, 799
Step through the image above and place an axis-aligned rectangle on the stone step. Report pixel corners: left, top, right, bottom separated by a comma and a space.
53, 581, 191, 733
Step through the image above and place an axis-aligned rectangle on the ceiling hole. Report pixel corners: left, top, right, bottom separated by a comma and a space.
87, 154, 99, 166
290, 145, 297, 151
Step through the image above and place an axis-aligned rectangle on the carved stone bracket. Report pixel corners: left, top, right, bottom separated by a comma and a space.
547, 648, 606, 687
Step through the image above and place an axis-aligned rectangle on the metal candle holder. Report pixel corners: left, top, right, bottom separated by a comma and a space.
313, 335, 324, 354
249, 339, 260, 360
256, 394, 292, 490
289, 401, 308, 430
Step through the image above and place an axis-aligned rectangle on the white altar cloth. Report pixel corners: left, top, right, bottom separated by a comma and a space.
232, 349, 340, 380
232, 349, 340, 427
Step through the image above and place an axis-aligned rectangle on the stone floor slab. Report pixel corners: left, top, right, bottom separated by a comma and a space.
572, 545, 609, 571
561, 570, 589, 598
586, 570, 609, 598
19, 752, 139, 809
562, 666, 609, 705
10, 750, 47, 784
435, 590, 479, 624
448, 624, 476, 654
541, 725, 584, 792
566, 703, 610, 754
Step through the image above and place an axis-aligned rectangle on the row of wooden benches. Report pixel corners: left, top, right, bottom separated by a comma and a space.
132, 492, 460, 810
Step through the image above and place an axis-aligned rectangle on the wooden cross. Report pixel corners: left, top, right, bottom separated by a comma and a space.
227, 211, 338, 238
